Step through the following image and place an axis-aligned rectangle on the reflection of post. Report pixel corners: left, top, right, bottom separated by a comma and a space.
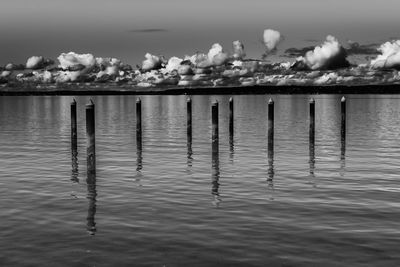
267, 145, 274, 200
211, 101, 220, 206
136, 135, 143, 172
309, 135, 316, 186
71, 99, 77, 151
86, 171, 97, 235
268, 98, 274, 157
71, 148, 79, 183
211, 136, 220, 206
86, 100, 95, 174
340, 96, 346, 175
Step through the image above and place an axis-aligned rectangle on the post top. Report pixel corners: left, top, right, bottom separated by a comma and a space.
86, 99, 94, 108
268, 98, 274, 104
136, 97, 141, 103
341, 96, 346, 102
229, 97, 233, 102
212, 100, 218, 105
309, 98, 315, 103
187, 97, 191, 102
71, 98, 76, 104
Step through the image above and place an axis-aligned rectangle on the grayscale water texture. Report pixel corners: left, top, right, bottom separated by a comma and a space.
0, 94, 399, 266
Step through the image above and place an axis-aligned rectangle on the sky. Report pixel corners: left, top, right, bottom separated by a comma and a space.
0, 0, 399, 66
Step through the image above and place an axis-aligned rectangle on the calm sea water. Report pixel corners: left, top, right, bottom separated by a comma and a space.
0, 94, 400, 266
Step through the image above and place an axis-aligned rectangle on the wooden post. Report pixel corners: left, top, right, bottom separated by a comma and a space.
341, 96, 346, 141
268, 98, 274, 159
229, 97, 234, 138
187, 97, 192, 144
136, 98, 142, 148
71, 98, 77, 150
309, 98, 315, 145
212, 101, 219, 145
86, 99, 95, 174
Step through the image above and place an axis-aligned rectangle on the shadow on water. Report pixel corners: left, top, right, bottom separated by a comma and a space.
135, 134, 143, 183
309, 140, 316, 187
267, 143, 274, 200
340, 125, 346, 177
229, 134, 234, 163
86, 170, 97, 235
187, 139, 193, 168
71, 141, 79, 183
211, 141, 221, 207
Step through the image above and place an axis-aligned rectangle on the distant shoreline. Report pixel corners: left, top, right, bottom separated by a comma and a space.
1, 84, 400, 95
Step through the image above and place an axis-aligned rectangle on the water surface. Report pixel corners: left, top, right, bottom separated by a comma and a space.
0, 94, 399, 266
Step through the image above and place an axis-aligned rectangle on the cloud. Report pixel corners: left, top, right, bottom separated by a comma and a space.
164, 56, 183, 73
232, 40, 246, 60
128, 29, 168, 33
285, 46, 315, 57
185, 43, 229, 68
345, 41, 378, 55
26, 56, 54, 69
293, 35, 350, 70
58, 52, 96, 70
263, 29, 283, 54
141, 53, 162, 72
370, 40, 400, 69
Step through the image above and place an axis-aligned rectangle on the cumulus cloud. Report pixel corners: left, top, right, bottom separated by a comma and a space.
232, 40, 246, 60
207, 43, 229, 66
58, 52, 96, 70
26, 56, 54, 69
141, 53, 162, 72
185, 44, 229, 68
96, 57, 121, 68
263, 29, 283, 54
165, 57, 183, 73
293, 35, 350, 70
370, 40, 400, 69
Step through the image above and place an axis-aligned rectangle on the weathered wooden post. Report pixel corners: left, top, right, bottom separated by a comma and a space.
86, 100, 96, 174
309, 98, 315, 144
212, 101, 219, 146
340, 96, 346, 174
187, 97, 192, 144
229, 97, 234, 138
71, 98, 77, 151
341, 96, 346, 141
136, 98, 142, 148
268, 98, 274, 159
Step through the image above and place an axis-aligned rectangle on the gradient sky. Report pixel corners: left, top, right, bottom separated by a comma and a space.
0, 0, 399, 65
